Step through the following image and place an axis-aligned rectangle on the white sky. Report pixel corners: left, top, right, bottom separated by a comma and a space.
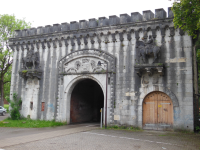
0, 0, 173, 28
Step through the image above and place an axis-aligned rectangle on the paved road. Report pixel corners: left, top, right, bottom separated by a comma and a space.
0, 113, 9, 121
0, 124, 200, 150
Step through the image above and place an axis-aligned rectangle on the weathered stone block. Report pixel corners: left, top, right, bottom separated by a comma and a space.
98, 17, 109, 27
61, 23, 70, 31
89, 18, 98, 28
79, 20, 88, 29
168, 7, 174, 18
131, 12, 143, 22
44, 25, 53, 34
120, 14, 131, 24
143, 10, 154, 21
109, 15, 120, 26
53, 24, 61, 32
155, 8, 166, 19
70, 21, 79, 30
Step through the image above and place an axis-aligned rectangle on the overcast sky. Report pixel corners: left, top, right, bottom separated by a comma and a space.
0, 0, 173, 28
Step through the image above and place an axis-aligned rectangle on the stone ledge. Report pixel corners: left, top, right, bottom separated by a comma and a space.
134, 63, 164, 77
19, 69, 42, 80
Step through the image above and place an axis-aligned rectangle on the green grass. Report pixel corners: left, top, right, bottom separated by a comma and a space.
102, 125, 142, 131
0, 118, 67, 128
4, 104, 9, 112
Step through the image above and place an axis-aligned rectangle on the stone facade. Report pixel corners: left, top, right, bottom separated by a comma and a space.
9, 8, 194, 131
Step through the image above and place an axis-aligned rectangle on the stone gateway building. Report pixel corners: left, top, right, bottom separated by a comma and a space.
9, 8, 195, 131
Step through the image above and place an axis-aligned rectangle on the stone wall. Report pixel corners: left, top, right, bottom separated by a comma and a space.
9, 7, 194, 130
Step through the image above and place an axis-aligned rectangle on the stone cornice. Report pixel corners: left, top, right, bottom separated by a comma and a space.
8, 7, 180, 49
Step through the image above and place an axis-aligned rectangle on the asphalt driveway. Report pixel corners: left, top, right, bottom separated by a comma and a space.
0, 113, 9, 121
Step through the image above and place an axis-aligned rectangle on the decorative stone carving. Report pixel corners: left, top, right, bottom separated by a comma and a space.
135, 31, 140, 40
136, 35, 161, 63
119, 32, 124, 41
47, 41, 51, 48
64, 39, 68, 47
71, 38, 75, 46
152, 29, 157, 38
83, 36, 88, 45
21, 44, 24, 50
127, 33, 132, 41
36, 42, 40, 49
58, 40, 62, 47
169, 27, 175, 37
64, 57, 106, 74
134, 63, 164, 77
41, 41, 45, 49
76, 37, 81, 45
53, 40, 57, 48
19, 49, 42, 80
90, 36, 95, 44
25, 44, 29, 50
16, 44, 19, 51
111, 33, 116, 42
30, 43, 34, 50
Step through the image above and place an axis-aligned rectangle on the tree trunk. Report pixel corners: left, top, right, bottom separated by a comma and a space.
0, 78, 4, 106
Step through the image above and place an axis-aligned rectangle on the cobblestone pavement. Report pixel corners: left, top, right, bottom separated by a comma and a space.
1, 125, 200, 150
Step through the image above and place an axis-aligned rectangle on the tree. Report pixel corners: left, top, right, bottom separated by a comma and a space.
171, 0, 200, 39
172, 1, 200, 92
7, 93, 22, 120
0, 14, 31, 106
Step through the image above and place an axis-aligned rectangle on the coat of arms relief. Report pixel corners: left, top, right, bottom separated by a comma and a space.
64, 57, 107, 74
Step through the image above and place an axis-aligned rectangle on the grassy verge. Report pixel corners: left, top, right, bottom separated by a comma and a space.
4, 104, 9, 112
102, 125, 142, 131
0, 118, 66, 128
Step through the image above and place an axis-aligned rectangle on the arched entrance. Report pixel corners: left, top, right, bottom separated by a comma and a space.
70, 79, 104, 124
143, 91, 173, 130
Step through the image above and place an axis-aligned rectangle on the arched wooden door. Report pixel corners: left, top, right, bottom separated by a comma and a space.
143, 92, 173, 130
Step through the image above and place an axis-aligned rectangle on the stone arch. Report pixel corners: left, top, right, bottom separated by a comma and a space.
139, 85, 179, 107
56, 49, 116, 123
64, 75, 104, 97
137, 85, 179, 128
63, 75, 105, 124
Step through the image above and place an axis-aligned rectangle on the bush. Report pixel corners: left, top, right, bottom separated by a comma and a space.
7, 93, 22, 120
4, 104, 9, 112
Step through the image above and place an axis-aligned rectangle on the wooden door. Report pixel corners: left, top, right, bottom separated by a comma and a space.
143, 92, 173, 130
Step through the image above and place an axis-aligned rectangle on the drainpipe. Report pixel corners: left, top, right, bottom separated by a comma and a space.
105, 62, 108, 129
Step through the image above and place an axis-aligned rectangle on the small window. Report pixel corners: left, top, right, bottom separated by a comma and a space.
41, 102, 45, 111
108, 77, 110, 85
30, 102, 33, 110
20, 102, 22, 110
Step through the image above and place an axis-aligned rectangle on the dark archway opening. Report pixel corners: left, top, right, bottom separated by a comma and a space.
70, 79, 104, 124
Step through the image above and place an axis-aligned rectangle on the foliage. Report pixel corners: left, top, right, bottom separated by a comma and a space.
102, 125, 142, 131
4, 104, 9, 112
22, 70, 28, 74
172, 0, 200, 39
0, 118, 66, 128
4, 66, 11, 99
6, 93, 22, 120
0, 14, 31, 106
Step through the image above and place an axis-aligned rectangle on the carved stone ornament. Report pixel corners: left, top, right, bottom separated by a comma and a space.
134, 63, 164, 77
64, 58, 107, 73
19, 49, 42, 80
136, 35, 161, 63
59, 49, 116, 75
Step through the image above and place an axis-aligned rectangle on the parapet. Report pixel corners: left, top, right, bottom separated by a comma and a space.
13, 7, 173, 38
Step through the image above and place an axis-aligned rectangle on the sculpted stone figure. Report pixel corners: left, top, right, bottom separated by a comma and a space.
136, 35, 161, 63
22, 50, 39, 69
